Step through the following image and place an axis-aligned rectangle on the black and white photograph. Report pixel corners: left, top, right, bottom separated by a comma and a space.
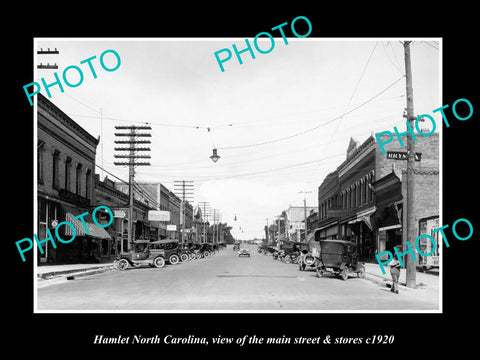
32, 37, 442, 312
7, 6, 479, 356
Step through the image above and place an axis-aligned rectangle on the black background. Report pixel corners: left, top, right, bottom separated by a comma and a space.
6, 3, 478, 356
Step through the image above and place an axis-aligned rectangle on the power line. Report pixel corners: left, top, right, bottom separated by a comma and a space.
422, 41, 439, 50
217, 75, 405, 150
68, 113, 232, 131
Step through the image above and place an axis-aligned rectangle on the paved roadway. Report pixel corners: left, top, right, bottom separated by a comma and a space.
37, 245, 439, 311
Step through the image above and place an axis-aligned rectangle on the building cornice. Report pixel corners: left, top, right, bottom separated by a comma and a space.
38, 93, 99, 148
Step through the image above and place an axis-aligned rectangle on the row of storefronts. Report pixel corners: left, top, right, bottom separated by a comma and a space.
267, 130, 439, 263
36, 93, 213, 265
315, 132, 439, 262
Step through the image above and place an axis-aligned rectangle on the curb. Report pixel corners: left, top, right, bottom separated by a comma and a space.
37, 265, 115, 281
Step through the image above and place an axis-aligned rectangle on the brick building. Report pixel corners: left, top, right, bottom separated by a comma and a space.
316, 131, 439, 261
37, 93, 111, 264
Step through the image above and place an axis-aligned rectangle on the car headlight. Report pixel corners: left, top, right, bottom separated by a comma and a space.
304, 254, 315, 265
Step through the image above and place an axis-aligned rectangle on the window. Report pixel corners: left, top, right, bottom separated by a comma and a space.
37, 141, 45, 184
52, 150, 60, 189
369, 173, 374, 202
363, 178, 368, 204
352, 186, 356, 208
85, 169, 91, 199
76, 163, 82, 195
64, 157, 72, 191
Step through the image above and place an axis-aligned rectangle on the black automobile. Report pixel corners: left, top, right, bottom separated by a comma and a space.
316, 239, 365, 280
113, 240, 166, 270
298, 239, 321, 271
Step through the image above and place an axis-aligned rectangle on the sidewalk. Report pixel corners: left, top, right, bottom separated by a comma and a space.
363, 262, 439, 291
37, 262, 115, 281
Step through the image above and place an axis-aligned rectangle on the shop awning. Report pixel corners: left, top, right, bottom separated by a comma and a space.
63, 212, 112, 239
347, 207, 375, 231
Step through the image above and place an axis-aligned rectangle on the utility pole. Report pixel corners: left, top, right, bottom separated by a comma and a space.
174, 180, 194, 247
299, 190, 312, 242
403, 41, 416, 288
198, 201, 210, 243
114, 126, 151, 252
265, 218, 269, 245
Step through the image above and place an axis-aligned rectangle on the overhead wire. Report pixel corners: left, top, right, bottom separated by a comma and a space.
216, 75, 405, 150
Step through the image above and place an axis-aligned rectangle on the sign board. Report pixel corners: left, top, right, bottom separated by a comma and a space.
114, 210, 126, 218
148, 210, 171, 222
386, 151, 422, 161
166, 224, 177, 231
292, 222, 305, 230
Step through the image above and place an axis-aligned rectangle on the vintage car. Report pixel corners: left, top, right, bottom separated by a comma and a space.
282, 241, 304, 264
233, 242, 241, 251
191, 243, 214, 259
153, 238, 189, 264
239, 245, 250, 257
316, 239, 365, 280
113, 240, 166, 270
298, 239, 321, 271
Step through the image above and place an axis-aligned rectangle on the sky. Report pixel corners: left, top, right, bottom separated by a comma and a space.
34, 38, 440, 240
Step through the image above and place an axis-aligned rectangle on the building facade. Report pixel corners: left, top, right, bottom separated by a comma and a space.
37, 93, 110, 264
316, 131, 439, 262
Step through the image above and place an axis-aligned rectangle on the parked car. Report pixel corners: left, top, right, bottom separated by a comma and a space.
298, 239, 321, 271
153, 239, 186, 265
113, 240, 166, 270
233, 242, 240, 251
316, 239, 365, 280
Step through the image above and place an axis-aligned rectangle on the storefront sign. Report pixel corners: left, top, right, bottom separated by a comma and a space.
114, 210, 126, 218
167, 224, 177, 231
386, 151, 421, 161
292, 222, 305, 230
148, 210, 171, 222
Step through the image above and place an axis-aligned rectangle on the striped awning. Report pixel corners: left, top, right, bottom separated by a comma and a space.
63, 212, 112, 239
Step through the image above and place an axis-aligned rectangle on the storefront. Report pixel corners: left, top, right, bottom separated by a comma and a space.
37, 198, 112, 264
345, 207, 376, 261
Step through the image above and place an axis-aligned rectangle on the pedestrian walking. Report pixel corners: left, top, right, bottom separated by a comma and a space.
390, 256, 401, 294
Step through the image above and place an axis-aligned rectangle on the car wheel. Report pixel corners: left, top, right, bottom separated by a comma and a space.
180, 253, 189, 262
204, 251, 210, 258
316, 268, 324, 278
169, 254, 180, 265
284, 255, 291, 264
153, 256, 165, 268
340, 267, 349, 281
117, 259, 129, 271
357, 265, 365, 278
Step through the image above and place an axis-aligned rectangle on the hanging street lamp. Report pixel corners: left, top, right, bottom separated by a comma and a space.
210, 148, 220, 162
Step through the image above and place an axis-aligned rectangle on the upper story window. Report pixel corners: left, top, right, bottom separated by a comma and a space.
37, 141, 45, 184
52, 150, 60, 189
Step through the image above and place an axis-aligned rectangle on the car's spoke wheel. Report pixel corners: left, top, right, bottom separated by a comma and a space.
117, 259, 129, 271
153, 256, 165, 268
169, 254, 180, 265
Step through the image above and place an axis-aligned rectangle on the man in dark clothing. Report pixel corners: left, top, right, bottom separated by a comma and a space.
390, 256, 401, 294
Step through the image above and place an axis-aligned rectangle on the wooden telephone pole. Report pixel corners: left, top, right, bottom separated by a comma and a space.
403, 41, 416, 288
114, 126, 151, 251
